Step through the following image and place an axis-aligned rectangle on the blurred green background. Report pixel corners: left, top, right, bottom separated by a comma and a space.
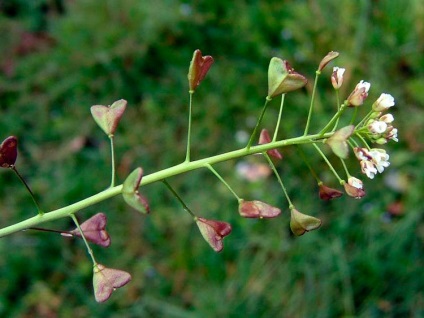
0, 0, 423, 317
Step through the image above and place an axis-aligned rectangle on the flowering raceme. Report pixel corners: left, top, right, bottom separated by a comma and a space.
0, 49, 400, 304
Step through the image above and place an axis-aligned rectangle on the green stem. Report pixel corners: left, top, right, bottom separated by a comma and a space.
355, 133, 371, 150
12, 166, 43, 215
185, 92, 194, 162
340, 159, 351, 178
206, 164, 241, 201
70, 214, 97, 265
304, 71, 320, 136
312, 143, 343, 182
162, 179, 195, 217
263, 152, 293, 208
332, 90, 341, 132
272, 94, 285, 141
355, 110, 374, 128
297, 146, 320, 183
349, 106, 358, 125
318, 103, 348, 137
0, 131, 333, 238
109, 135, 116, 188
246, 98, 271, 150
27, 227, 73, 237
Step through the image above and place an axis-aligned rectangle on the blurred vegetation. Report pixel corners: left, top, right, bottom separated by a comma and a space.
0, 0, 423, 317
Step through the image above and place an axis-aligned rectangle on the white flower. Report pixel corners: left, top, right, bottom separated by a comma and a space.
348, 176, 363, 189
361, 160, 377, 179
354, 147, 390, 179
369, 148, 390, 173
368, 120, 388, 134
372, 93, 395, 112
385, 127, 398, 142
380, 113, 394, 123
331, 67, 345, 89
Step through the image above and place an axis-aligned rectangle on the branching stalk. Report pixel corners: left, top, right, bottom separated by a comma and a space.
312, 143, 343, 182
304, 70, 321, 135
185, 92, 194, 162
162, 179, 195, 217
206, 164, 241, 201
246, 98, 271, 150
70, 214, 97, 265
12, 166, 43, 215
0, 131, 334, 238
263, 152, 293, 207
318, 103, 348, 137
109, 135, 116, 188
273, 94, 285, 141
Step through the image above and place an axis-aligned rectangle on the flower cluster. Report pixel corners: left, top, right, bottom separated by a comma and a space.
366, 93, 397, 144
354, 147, 390, 179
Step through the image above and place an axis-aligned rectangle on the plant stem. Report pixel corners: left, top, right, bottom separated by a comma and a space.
312, 143, 343, 182
263, 152, 293, 207
246, 98, 271, 150
350, 106, 358, 125
304, 70, 320, 136
162, 179, 195, 217
0, 131, 333, 238
297, 146, 320, 183
340, 159, 351, 178
272, 94, 285, 141
332, 90, 341, 132
355, 110, 373, 128
12, 166, 43, 215
206, 164, 241, 201
26, 227, 73, 237
185, 92, 194, 162
70, 214, 97, 265
355, 133, 371, 150
109, 135, 116, 188
318, 103, 347, 137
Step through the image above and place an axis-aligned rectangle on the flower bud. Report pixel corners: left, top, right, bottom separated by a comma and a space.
258, 129, 282, 160
188, 49, 214, 93
289, 208, 321, 236
267, 58, 307, 99
93, 264, 131, 303
239, 200, 281, 218
380, 113, 394, 123
318, 183, 343, 200
0, 136, 18, 168
90, 99, 127, 136
385, 127, 398, 142
195, 217, 231, 252
318, 51, 339, 71
372, 93, 395, 112
347, 80, 371, 106
331, 67, 345, 89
